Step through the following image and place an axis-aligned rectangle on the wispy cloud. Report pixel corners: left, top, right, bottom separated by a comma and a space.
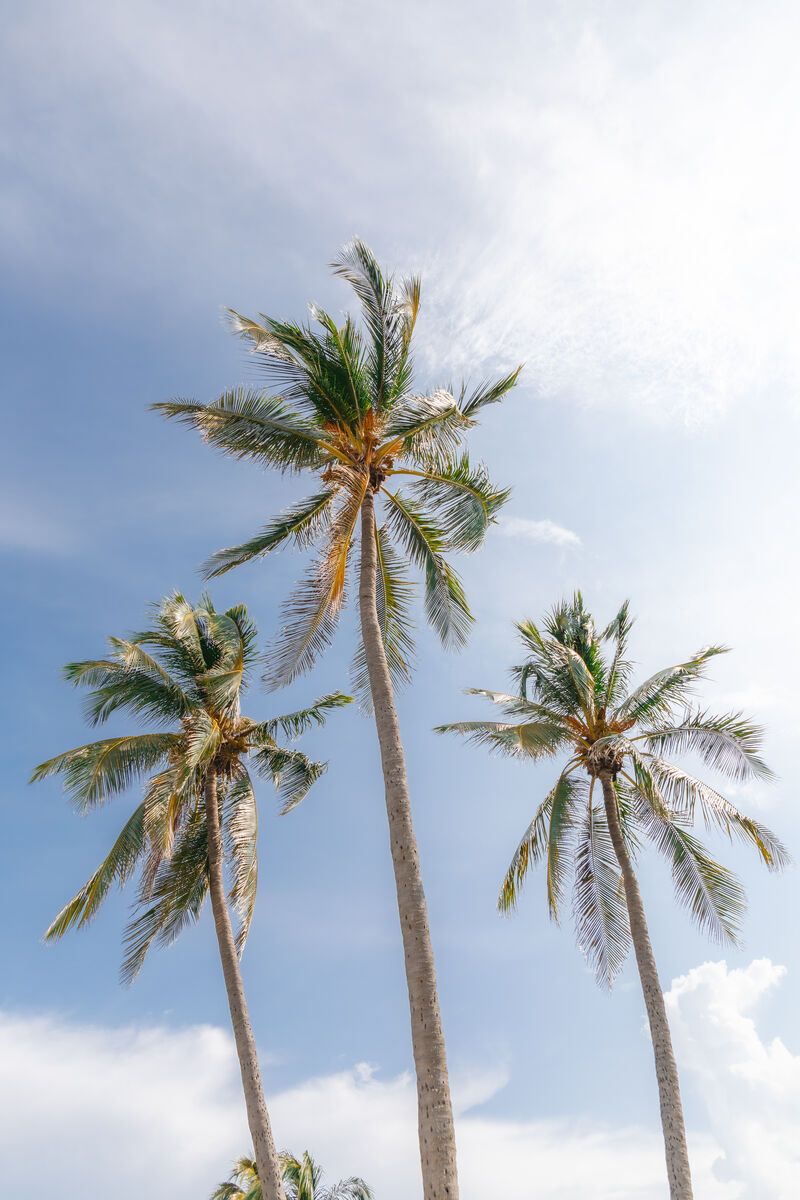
498, 516, 581, 548
4, 4, 800, 423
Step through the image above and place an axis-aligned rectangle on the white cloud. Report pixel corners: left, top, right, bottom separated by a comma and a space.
0, 1005, 734, 1199
666, 958, 800, 1199
498, 516, 581, 548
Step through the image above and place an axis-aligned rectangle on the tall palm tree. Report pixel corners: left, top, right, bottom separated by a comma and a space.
154, 240, 521, 1199
437, 594, 788, 1200
31, 593, 351, 1200
212, 1150, 373, 1200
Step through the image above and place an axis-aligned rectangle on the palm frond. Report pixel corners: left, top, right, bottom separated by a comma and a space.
458, 366, 522, 417
45, 803, 147, 940
646, 756, 789, 869
121, 808, 209, 983
573, 798, 631, 987
634, 794, 746, 943
351, 524, 416, 706
379, 390, 470, 465
383, 488, 472, 648
434, 718, 566, 760
30, 733, 177, 809
253, 745, 327, 814
401, 455, 510, 551
253, 693, 353, 742
639, 709, 773, 781
203, 492, 336, 579
267, 477, 367, 687
225, 767, 258, 951
614, 646, 729, 724
153, 389, 332, 473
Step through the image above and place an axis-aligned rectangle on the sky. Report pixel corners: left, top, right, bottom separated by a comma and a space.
2, 1, 799, 1195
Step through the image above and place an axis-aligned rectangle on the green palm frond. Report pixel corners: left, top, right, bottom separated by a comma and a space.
458, 366, 523, 417
380, 390, 470, 465
402, 455, 510, 551
498, 786, 557, 913
614, 646, 729, 724
65, 639, 193, 727
633, 795, 746, 943
154, 389, 332, 473
351, 523, 416, 707
30, 733, 176, 809
639, 709, 773, 781
45, 802, 147, 940
225, 768, 258, 951
252, 745, 327, 814
267, 478, 367, 687
383, 488, 472, 648
331, 239, 407, 407
121, 806, 209, 984
434, 718, 566, 760
573, 798, 631, 987
203, 492, 336, 579
253, 692, 353, 742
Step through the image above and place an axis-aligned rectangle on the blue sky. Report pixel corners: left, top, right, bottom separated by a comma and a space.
2, 2, 800, 1195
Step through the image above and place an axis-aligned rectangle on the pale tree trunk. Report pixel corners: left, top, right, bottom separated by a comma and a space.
204, 773, 287, 1200
600, 772, 694, 1200
358, 488, 460, 1200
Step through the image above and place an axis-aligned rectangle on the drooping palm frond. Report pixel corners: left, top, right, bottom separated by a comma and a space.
573, 798, 631, 987
30, 732, 177, 809
45, 802, 147, 940
383, 488, 472, 648
401, 455, 510, 551
351, 524, 416, 706
203, 491, 336, 579
638, 709, 773, 781
267, 477, 368, 687
225, 767, 259, 951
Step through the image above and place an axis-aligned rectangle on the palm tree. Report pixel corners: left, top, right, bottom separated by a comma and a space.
437, 594, 788, 1200
154, 240, 521, 1199
31, 593, 351, 1200
212, 1150, 373, 1200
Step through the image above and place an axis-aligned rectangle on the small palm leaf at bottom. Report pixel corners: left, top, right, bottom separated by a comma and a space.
212, 1150, 373, 1200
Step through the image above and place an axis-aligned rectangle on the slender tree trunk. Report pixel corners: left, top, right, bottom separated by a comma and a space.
204, 773, 286, 1200
600, 772, 694, 1200
358, 488, 459, 1200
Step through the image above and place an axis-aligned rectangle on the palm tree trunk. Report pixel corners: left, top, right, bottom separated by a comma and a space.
358, 488, 460, 1200
204, 773, 287, 1200
600, 772, 694, 1200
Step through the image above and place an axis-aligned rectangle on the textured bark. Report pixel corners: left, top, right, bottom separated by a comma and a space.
204, 774, 287, 1200
600, 772, 694, 1200
358, 488, 460, 1200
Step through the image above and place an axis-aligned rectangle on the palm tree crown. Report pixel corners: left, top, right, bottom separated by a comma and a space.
32, 593, 350, 979
212, 1151, 373, 1200
438, 594, 788, 985
155, 240, 520, 695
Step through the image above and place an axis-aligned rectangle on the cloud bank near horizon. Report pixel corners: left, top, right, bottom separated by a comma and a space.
3, 957, 797, 1197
